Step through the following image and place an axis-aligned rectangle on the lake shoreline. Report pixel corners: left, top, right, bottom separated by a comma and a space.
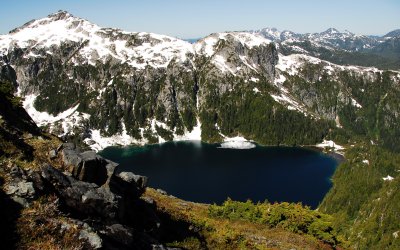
100, 140, 346, 163
99, 141, 339, 209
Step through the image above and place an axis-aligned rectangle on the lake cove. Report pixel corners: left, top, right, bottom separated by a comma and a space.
99, 141, 338, 208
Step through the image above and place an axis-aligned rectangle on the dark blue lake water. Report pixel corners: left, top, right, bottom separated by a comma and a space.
99, 141, 338, 208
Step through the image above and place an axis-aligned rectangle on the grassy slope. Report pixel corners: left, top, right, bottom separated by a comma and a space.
1, 78, 85, 249
144, 188, 341, 249
0, 133, 87, 249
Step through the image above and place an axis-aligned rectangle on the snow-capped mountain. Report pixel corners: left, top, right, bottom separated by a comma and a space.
250, 27, 383, 51
0, 10, 399, 152
0, 11, 194, 69
250, 27, 400, 69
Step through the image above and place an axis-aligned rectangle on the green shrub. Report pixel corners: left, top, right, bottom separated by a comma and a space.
209, 199, 340, 246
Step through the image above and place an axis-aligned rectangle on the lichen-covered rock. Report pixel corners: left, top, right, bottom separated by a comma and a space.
79, 227, 103, 249
4, 165, 36, 207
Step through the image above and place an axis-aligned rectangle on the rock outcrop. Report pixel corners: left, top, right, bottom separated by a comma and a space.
4, 164, 36, 207
3, 142, 169, 249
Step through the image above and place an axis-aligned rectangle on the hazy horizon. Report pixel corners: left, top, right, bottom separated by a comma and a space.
1, 0, 399, 38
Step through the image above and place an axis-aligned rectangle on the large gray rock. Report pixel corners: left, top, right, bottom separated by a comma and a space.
109, 171, 147, 199
62, 142, 76, 150
81, 186, 120, 219
62, 149, 82, 169
4, 180, 35, 207
5, 181, 35, 198
41, 164, 120, 220
41, 163, 71, 188
118, 172, 148, 189
104, 224, 134, 247
78, 151, 109, 186
4, 165, 36, 207
61, 147, 118, 186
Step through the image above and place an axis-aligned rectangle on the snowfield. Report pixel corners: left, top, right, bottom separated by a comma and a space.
316, 140, 345, 152
219, 136, 256, 149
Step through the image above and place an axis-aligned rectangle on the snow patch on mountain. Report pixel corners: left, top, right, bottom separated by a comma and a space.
276, 54, 304, 75
351, 98, 362, 108
316, 140, 345, 152
86, 117, 203, 151
250, 77, 259, 82
227, 32, 271, 47
23, 94, 89, 137
239, 55, 258, 72
250, 28, 281, 41
173, 118, 202, 141
275, 74, 287, 84
219, 136, 256, 149
275, 53, 390, 82
85, 124, 145, 152
212, 55, 236, 75
382, 175, 394, 181
270, 92, 306, 113
194, 35, 219, 57
194, 32, 271, 57
23, 94, 79, 127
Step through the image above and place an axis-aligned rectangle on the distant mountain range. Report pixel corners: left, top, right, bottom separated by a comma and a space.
249, 27, 400, 69
250, 27, 400, 50
186, 27, 400, 69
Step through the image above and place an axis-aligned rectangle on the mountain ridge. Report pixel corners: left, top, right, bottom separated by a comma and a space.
250, 26, 400, 70
1, 10, 399, 152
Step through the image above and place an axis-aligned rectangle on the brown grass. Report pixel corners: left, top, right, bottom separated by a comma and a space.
16, 195, 84, 250
18, 134, 64, 171
1, 134, 86, 249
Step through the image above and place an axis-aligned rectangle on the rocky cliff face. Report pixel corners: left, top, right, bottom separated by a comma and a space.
1, 10, 399, 151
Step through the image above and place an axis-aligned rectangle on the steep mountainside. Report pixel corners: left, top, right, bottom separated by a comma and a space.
1, 11, 399, 152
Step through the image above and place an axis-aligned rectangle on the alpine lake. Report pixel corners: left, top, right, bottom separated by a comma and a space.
99, 141, 339, 209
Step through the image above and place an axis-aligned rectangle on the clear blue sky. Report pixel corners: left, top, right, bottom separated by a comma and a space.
1, 0, 399, 38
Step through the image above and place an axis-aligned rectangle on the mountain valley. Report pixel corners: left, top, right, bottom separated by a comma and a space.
0, 10, 400, 249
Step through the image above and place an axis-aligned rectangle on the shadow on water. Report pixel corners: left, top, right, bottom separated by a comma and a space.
0, 176, 22, 249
